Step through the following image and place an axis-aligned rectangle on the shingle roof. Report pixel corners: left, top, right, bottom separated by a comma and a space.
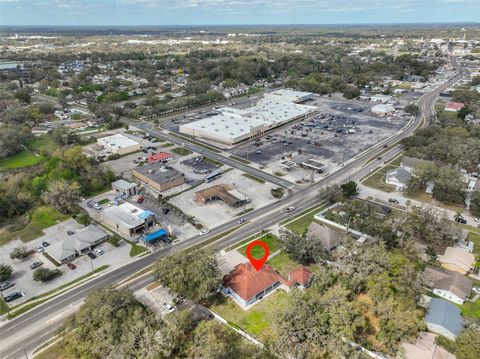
423, 266, 473, 300
426, 298, 464, 337
307, 221, 345, 250
386, 167, 412, 184
438, 247, 475, 273
401, 156, 433, 170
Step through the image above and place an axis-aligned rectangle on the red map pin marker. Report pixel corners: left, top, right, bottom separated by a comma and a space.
246, 240, 269, 271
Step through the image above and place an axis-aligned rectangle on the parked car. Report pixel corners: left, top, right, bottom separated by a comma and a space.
4, 292, 24, 303
473, 287, 480, 294
30, 262, 43, 270
87, 252, 97, 259
199, 229, 210, 236
285, 206, 296, 213
36, 246, 44, 253
0, 282, 14, 291
162, 302, 175, 313
67, 263, 76, 270
67, 230, 75, 235
388, 198, 399, 204
42, 241, 49, 247
474, 218, 480, 223
455, 216, 467, 224
237, 218, 247, 224
93, 203, 101, 210
94, 248, 104, 255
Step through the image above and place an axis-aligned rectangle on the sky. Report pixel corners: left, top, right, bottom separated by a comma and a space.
0, 0, 478, 26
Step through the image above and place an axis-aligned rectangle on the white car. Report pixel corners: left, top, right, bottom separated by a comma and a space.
474, 218, 480, 223
285, 206, 296, 213
162, 302, 175, 313
36, 246, 44, 253
94, 248, 104, 255
93, 203, 101, 210
199, 229, 210, 235
473, 287, 480, 294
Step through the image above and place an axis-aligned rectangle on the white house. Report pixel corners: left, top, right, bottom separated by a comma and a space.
385, 167, 412, 190
423, 266, 473, 305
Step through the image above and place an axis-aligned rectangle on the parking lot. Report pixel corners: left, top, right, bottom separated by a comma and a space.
0, 219, 131, 304
169, 168, 278, 229
229, 97, 407, 167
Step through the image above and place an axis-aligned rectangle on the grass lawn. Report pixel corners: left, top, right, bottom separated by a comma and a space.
0, 149, 44, 170
267, 252, 299, 276
467, 231, 480, 255
241, 173, 265, 184
0, 206, 70, 245
237, 233, 280, 259
285, 203, 328, 235
171, 147, 193, 156
210, 290, 290, 342
97, 198, 110, 205
28, 135, 57, 154
362, 163, 397, 193
0, 297, 9, 315
129, 242, 148, 257
34, 342, 69, 359
461, 299, 480, 321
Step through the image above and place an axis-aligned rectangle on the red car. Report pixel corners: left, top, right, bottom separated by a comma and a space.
67, 263, 76, 270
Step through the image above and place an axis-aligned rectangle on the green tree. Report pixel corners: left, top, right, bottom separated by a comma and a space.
42, 180, 81, 214
404, 103, 420, 116
456, 328, 480, 359
0, 263, 13, 281
153, 247, 222, 302
33, 267, 62, 282
470, 191, 480, 217
9, 246, 30, 260
341, 181, 358, 198
76, 213, 91, 226
14, 88, 32, 104
279, 228, 328, 265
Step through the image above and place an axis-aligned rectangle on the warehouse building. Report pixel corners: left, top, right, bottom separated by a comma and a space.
102, 202, 155, 237
133, 162, 185, 193
195, 184, 249, 208
97, 134, 142, 155
179, 89, 317, 145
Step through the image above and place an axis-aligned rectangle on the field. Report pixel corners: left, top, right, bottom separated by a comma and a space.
461, 299, 480, 321
210, 290, 290, 343
0, 206, 70, 245
467, 231, 480, 255
267, 252, 299, 275
0, 149, 43, 170
284, 202, 328, 234
237, 233, 280, 259
171, 147, 193, 156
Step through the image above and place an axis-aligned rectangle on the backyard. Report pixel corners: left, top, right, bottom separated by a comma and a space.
210, 290, 290, 343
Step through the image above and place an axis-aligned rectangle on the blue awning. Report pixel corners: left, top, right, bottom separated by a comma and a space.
138, 210, 155, 220
144, 229, 167, 242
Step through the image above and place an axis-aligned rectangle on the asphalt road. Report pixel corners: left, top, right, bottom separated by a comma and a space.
131, 121, 295, 188
0, 57, 466, 359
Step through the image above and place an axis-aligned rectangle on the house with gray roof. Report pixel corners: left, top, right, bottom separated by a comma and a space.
423, 266, 472, 304
385, 167, 412, 190
426, 298, 464, 340
400, 156, 434, 173
112, 179, 138, 197
45, 224, 109, 264
307, 221, 345, 251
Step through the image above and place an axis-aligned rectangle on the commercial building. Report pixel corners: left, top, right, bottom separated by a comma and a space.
222, 262, 312, 308
179, 89, 317, 145
111, 179, 138, 197
425, 298, 464, 340
97, 134, 142, 155
45, 225, 109, 264
444, 102, 465, 112
423, 266, 473, 305
147, 152, 174, 164
133, 162, 185, 193
371, 104, 395, 116
102, 202, 155, 237
195, 184, 249, 208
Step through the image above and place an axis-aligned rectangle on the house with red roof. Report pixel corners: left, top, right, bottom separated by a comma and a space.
222, 262, 312, 308
147, 152, 174, 164
444, 102, 465, 112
